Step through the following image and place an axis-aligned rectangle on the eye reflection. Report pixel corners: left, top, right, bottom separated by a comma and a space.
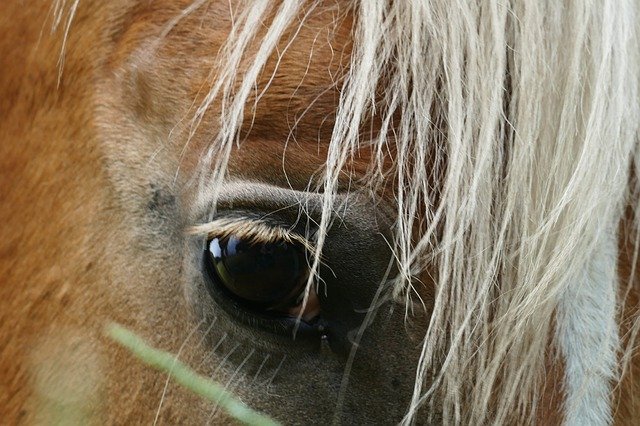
206, 235, 313, 313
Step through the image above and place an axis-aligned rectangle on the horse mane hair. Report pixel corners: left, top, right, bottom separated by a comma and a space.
53, 0, 640, 424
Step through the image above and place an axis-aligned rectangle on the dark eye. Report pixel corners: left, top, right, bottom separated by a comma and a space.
206, 235, 309, 310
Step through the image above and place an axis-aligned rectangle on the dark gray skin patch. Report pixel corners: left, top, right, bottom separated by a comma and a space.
147, 183, 176, 216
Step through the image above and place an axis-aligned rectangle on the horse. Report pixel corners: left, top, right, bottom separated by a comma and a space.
1, 0, 640, 424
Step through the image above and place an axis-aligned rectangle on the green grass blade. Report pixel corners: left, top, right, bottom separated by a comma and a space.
106, 323, 281, 426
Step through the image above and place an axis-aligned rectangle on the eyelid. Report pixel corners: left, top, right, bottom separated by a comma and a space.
187, 216, 317, 255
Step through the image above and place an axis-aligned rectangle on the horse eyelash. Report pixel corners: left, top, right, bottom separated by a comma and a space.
187, 216, 317, 255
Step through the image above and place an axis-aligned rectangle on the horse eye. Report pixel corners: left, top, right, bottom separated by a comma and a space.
205, 235, 309, 310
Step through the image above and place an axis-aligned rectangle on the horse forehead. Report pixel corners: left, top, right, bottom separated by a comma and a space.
242, 5, 355, 142
100, 0, 362, 191
109, 0, 354, 143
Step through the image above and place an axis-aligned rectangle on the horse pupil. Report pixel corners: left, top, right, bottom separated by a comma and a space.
207, 236, 306, 308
